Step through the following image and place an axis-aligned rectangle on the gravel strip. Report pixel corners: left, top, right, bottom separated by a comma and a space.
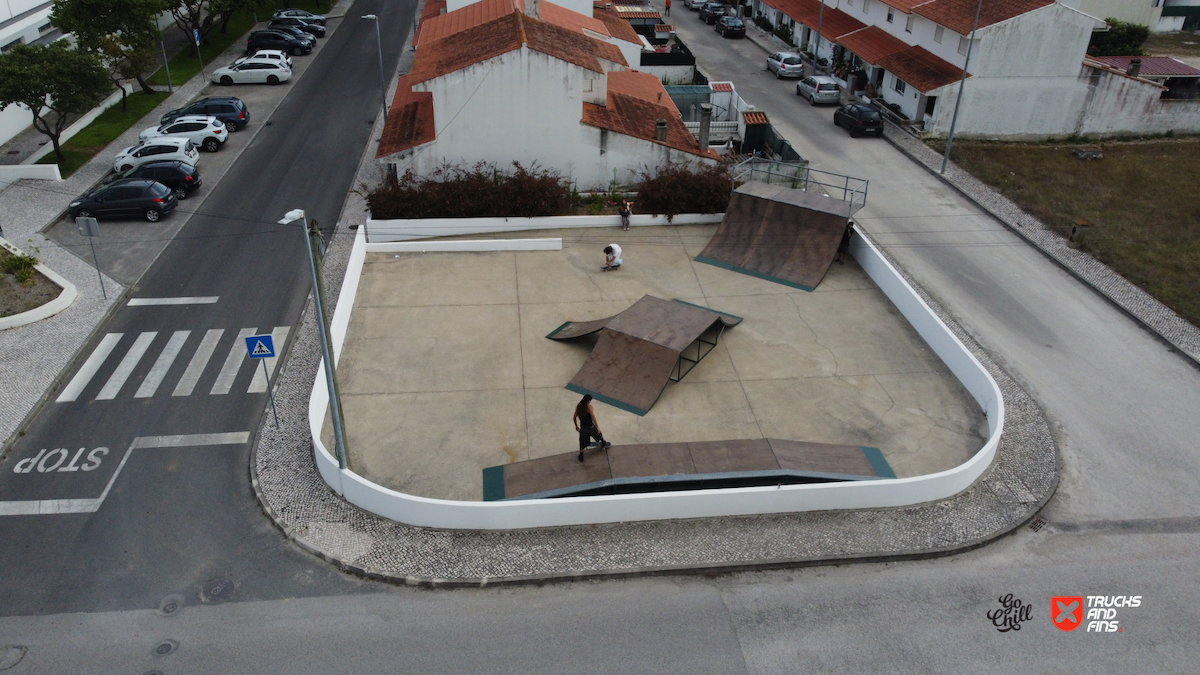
882, 122, 1200, 367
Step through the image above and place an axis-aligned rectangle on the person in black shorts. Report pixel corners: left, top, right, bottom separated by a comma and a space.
836, 221, 855, 265
573, 394, 610, 462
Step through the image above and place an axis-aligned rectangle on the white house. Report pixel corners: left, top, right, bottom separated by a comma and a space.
377, 0, 716, 188
0, 0, 61, 145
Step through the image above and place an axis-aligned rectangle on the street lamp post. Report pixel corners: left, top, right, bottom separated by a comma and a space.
940, 0, 984, 174
362, 14, 388, 122
279, 209, 350, 470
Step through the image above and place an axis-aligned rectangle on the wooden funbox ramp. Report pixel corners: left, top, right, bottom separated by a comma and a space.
696, 180, 863, 291
546, 296, 742, 415
483, 439, 896, 500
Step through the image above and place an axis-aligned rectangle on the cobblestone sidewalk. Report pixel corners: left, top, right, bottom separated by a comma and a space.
248, 41, 1059, 585
882, 125, 1200, 367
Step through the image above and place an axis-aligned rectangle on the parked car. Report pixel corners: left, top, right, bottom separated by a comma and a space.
273, 8, 325, 25
266, 25, 316, 48
767, 51, 804, 78
715, 15, 745, 38
68, 179, 178, 222
212, 60, 292, 86
161, 96, 250, 132
235, 49, 293, 69
796, 75, 840, 105
246, 29, 312, 56
833, 102, 884, 137
139, 115, 227, 152
683, 0, 705, 8
112, 137, 199, 173
268, 16, 326, 38
103, 161, 202, 200
699, 2, 727, 23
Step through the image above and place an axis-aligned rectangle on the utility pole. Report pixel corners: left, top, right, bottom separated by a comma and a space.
941, 0, 983, 174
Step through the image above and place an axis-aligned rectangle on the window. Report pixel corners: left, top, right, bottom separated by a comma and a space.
887, 7, 894, 22
1, 38, 23, 53
893, 77, 906, 94
958, 35, 970, 55
905, 14, 914, 32
934, 25, 944, 43
39, 22, 53, 33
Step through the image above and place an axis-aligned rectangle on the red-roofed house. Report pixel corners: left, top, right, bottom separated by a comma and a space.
751, 0, 1116, 136
377, 0, 714, 187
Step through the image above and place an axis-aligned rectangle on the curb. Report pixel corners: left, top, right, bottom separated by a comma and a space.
880, 122, 1200, 371
0, 237, 77, 330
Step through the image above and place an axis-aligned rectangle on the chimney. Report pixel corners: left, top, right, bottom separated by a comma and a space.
698, 102, 713, 151
1126, 58, 1141, 78
525, 0, 539, 19
654, 119, 668, 142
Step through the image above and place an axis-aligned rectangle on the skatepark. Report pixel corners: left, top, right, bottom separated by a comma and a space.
324, 215, 987, 503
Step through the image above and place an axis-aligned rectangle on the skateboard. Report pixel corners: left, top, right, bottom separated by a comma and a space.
601, 265, 620, 272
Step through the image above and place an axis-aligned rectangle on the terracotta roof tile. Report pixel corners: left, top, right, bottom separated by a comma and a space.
614, 5, 661, 19
608, 70, 680, 114
422, 0, 447, 23
592, 4, 644, 44
762, 0, 865, 39
836, 25, 908, 64
876, 44, 967, 92
582, 93, 716, 158
1091, 56, 1200, 78
377, 75, 437, 157
539, 1, 611, 37
409, 11, 626, 84
876, 0, 931, 11
711, 81, 733, 91
742, 111, 768, 125
418, 0, 521, 45
913, 0, 1053, 35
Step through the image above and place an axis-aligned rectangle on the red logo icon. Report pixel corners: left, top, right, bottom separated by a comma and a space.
1052, 596, 1084, 631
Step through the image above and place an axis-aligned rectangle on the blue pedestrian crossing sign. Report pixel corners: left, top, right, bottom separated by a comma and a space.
246, 334, 275, 359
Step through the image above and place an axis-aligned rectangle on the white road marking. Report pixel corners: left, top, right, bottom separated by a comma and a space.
210, 327, 256, 395
131, 432, 250, 449
56, 334, 123, 402
247, 326, 291, 393
96, 332, 157, 400
173, 329, 223, 397
135, 331, 191, 398
0, 432, 249, 516
127, 297, 219, 306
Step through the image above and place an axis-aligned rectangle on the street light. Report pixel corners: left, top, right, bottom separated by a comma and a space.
362, 14, 388, 122
940, 0, 984, 174
279, 209, 350, 470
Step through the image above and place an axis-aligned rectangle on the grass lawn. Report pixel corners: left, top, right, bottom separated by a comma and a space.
1144, 31, 1200, 58
36, 91, 170, 177
931, 138, 1200, 328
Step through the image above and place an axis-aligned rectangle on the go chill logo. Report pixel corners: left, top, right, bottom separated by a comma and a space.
1052, 596, 1141, 633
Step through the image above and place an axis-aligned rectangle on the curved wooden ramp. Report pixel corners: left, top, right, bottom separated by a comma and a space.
548, 296, 741, 415
696, 181, 862, 291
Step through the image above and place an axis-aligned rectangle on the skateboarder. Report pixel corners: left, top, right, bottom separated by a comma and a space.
836, 221, 855, 265
573, 394, 611, 462
603, 244, 622, 271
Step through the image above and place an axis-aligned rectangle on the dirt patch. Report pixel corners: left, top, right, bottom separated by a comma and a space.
0, 249, 61, 318
1144, 31, 1200, 60
930, 137, 1200, 329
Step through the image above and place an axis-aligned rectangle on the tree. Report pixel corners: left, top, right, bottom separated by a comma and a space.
168, 0, 264, 46
0, 43, 112, 164
1088, 18, 1150, 57
51, 0, 167, 109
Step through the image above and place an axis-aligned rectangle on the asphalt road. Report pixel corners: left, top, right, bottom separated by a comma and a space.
0, 0, 409, 617
3, 3, 1200, 673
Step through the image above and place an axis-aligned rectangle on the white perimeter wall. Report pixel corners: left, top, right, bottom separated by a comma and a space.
308, 220, 1005, 530
1077, 67, 1200, 135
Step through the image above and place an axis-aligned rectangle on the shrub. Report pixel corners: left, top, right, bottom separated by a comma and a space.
1, 251, 38, 284
367, 162, 571, 219
1088, 18, 1150, 57
774, 24, 794, 46
635, 163, 732, 220
754, 15, 773, 31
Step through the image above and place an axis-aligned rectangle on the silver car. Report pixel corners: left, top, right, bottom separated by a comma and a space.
767, 51, 804, 79
796, 75, 841, 105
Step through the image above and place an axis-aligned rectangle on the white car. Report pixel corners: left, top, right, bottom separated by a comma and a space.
211, 60, 291, 86
113, 137, 199, 173
767, 51, 805, 78
138, 115, 228, 153
234, 49, 293, 69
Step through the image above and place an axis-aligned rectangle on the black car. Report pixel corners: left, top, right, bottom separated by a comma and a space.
268, 16, 326, 38
699, 2, 727, 23
269, 25, 317, 48
715, 15, 745, 37
69, 180, 178, 222
833, 103, 884, 137
246, 29, 313, 57
103, 161, 202, 200
161, 96, 250, 132
273, 8, 326, 25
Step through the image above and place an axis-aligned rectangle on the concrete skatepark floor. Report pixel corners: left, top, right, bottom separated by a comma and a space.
327, 224, 987, 501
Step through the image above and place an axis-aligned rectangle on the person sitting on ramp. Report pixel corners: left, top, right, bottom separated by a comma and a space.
573, 394, 611, 462
603, 244, 623, 271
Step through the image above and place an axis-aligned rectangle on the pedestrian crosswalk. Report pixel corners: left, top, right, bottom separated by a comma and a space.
56, 326, 291, 403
